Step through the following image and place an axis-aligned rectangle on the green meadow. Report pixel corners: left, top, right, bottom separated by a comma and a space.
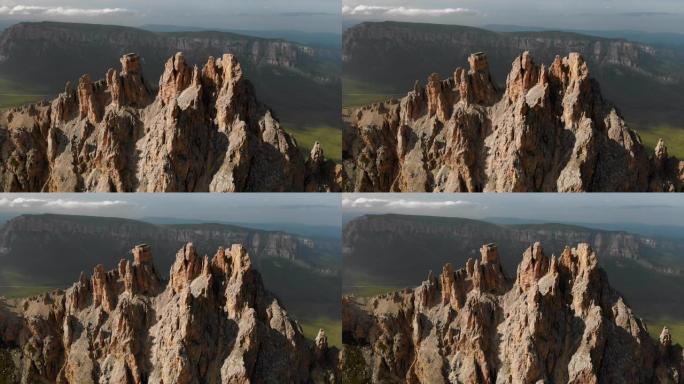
0, 77, 46, 110
343, 270, 406, 298
0, 269, 61, 299
646, 318, 684, 346
284, 123, 342, 163
342, 77, 403, 108
637, 124, 684, 159
299, 316, 342, 349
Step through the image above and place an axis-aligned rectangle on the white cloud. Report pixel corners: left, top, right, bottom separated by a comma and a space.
342, 197, 479, 209
342, 4, 478, 17
0, 197, 134, 209
386, 199, 474, 208
342, 197, 391, 208
0, 5, 135, 17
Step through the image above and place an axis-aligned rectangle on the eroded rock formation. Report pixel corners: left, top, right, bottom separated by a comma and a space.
0, 52, 339, 192
343, 51, 684, 192
0, 243, 338, 383
342, 243, 684, 383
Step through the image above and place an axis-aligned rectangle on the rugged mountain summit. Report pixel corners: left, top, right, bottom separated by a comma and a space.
342, 243, 684, 383
0, 243, 338, 383
0, 52, 340, 192
343, 51, 684, 192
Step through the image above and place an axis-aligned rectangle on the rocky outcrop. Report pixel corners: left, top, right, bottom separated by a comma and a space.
0, 243, 338, 383
342, 242, 684, 383
0, 52, 339, 192
343, 51, 684, 192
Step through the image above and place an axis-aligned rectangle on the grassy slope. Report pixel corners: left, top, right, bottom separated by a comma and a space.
284, 123, 342, 163
646, 319, 684, 346
0, 269, 61, 298
300, 316, 342, 349
0, 77, 46, 109
342, 77, 402, 108
343, 269, 405, 298
638, 124, 684, 159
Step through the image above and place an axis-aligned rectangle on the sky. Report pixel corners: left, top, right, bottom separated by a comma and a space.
343, 193, 684, 227
0, 0, 341, 33
0, 194, 341, 227
342, 0, 684, 33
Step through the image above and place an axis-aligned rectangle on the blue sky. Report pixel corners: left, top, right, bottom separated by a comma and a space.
1, 194, 680, 228
342, 0, 684, 33
0, 194, 342, 227
343, 193, 684, 226
0, 0, 340, 33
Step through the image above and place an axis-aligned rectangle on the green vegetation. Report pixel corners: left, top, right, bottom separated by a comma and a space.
638, 124, 684, 159
0, 77, 46, 109
342, 77, 402, 108
0, 349, 17, 384
347, 280, 403, 298
0, 269, 60, 299
341, 345, 372, 384
284, 124, 342, 163
344, 270, 405, 298
299, 316, 342, 348
646, 318, 684, 346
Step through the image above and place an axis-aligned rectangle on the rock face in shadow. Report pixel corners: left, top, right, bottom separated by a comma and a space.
0, 52, 339, 192
0, 243, 338, 383
342, 243, 684, 383
343, 51, 684, 192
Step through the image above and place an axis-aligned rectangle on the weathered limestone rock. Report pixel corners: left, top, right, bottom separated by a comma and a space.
0, 52, 338, 192
0, 243, 339, 383
342, 243, 684, 383
343, 51, 684, 192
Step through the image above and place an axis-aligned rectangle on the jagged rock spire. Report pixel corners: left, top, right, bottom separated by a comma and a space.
0, 52, 339, 192
344, 50, 684, 192
343, 242, 684, 383
0, 242, 338, 383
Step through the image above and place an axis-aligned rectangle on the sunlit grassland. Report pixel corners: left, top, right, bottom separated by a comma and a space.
284, 123, 342, 163
343, 270, 406, 298
637, 124, 684, 159
0, 77, 46, 110
342, 77, 403, 108
0, 269, 61, 299
300, 316, 342, 348
646, 318, 684, 346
